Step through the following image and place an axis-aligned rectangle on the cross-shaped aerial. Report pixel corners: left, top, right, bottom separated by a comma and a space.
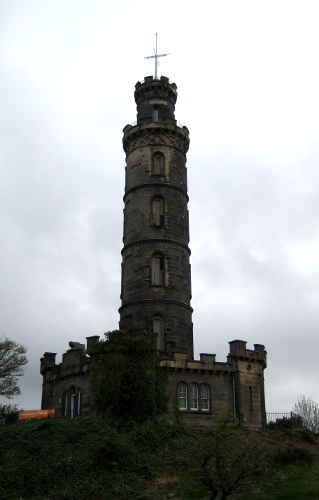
144, 34, 170, 79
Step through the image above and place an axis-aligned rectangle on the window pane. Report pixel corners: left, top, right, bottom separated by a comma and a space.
154, 256, 163, 285
201, 385, 209, 411
179, 384, 187, 410
201, 385, 208, 398
152, 318, 163, 350
155, 199, 161, 225
154, 257, 160, 283
154, 154, 164, 175
153, 319, 161, 335
154, 108, 159, 121
71, 394, 75, 419
190, 384, 198, 410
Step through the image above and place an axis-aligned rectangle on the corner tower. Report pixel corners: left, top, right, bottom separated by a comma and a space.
119, 76, 193, 359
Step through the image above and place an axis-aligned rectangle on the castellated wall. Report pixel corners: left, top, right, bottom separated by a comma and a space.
40, 337, 99, 418
162, 341, 267, 428
41, 338, 266, 427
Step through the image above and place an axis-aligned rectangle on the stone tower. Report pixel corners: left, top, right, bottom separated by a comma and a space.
119, 76, 193, 359
40, 74, 267, 428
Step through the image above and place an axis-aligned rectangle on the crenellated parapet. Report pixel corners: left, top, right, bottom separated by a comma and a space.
122, 76, 189, 156
161, 341, 267, 428
135, 76, 178, 122
40, 352, 57, 375
40, 337, 98, 413
227, 340, 267, 368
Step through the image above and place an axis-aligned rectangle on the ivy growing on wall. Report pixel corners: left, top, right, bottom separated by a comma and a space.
90, 330, 168, 427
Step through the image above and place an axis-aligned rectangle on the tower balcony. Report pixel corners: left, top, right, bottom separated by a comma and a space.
123, 121, 189, 155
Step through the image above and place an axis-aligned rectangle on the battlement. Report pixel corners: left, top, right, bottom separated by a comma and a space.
40, 336, 101, 376
40, 352, 57, 374
135, 75, 177, 106
160, 341, 267, 372
86, 335, 100, 354
228, 340, 267, 367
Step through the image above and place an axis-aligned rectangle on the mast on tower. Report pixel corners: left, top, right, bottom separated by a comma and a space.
144, 33, 170, 79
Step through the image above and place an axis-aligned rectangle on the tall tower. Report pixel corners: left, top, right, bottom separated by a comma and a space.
119, 75, 193, 359
40, 70, 267, 429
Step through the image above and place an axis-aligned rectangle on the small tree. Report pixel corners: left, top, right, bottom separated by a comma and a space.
90, 330, 167, 427
0, 404, 19, 424
0, 337, 28, 398
293, 395, 319, 435
189, 418, 268, 500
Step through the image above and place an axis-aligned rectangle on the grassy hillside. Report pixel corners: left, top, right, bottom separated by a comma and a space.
0, 417, 319, 499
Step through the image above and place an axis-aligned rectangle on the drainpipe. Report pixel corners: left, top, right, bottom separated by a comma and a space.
232, 372, 236, 424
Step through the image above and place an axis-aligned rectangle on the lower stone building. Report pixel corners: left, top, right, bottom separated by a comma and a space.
41, 337, 266, 427
41, 338, 98, 419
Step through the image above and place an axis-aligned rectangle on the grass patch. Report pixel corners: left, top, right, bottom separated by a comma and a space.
250, 462, 319, 500
1, 419, 319, 499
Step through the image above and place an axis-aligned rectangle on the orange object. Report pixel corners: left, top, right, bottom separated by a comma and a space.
18, 409, 55, 421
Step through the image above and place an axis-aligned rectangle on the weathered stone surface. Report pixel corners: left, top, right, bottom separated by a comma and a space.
40, 341, 94, 418
163, 340, 267, 428
120, 76, 193, 359
40, 76, 267, 428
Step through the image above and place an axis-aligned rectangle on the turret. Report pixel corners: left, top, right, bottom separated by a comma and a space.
119, 75, 193, 359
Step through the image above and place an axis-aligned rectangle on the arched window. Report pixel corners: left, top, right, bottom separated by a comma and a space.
153, 107, 160, 121
153, 152, 164, 176
151, 315, 164, 350
190, 384, 198, 411
178, 383, 187, 410
151, 253, 164, 285
201, 385, 209, 411
152, 197, 164, 226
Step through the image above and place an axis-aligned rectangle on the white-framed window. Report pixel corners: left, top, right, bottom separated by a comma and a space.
152, 197, 164, 226
178, 383, 187, 410
153, 153, 164, 175
201, 385, 209, 411
190, 384, 198, 411
152, 254, 164, 285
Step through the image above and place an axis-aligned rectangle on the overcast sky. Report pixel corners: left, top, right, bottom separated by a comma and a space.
1, 0, 319, 413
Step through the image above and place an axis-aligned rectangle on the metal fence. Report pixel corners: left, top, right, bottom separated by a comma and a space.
266, 412, 302, 428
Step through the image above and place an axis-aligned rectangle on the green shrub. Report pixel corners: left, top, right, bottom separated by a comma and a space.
90, 331, 168, 428
300, 429, 315, 444
273, 446, 314, 464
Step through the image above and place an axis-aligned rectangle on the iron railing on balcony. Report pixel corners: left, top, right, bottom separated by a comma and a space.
138, 78, 174, 85
129, 120, 186, 129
